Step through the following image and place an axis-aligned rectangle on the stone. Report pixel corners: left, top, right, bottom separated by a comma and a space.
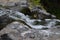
0, 34, 12, 40
0, 0, 27, 6
0, 9, 16, 30
0, 24, 60, 40
0, 21, 30, 40
0, 13, 14, 30
31, 7, 56, 19
20, 7, 31, 16
0, 21, 30, 34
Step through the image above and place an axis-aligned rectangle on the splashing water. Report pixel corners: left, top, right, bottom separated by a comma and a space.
7, 10, 60, 29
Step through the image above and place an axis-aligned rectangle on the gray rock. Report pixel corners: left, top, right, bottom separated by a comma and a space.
0, 0, 28, 6
0, 9, 16, 30
0, 21, 30, 40
0, 21, 30, 34
0, 24, 60, 40
0, 34, 12, 40
31, 7, 56, 19
0, 9, 32, 30
7, 21, 30, 32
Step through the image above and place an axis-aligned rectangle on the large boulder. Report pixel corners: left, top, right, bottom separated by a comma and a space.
0, 21, 30, 40
0, 22, 60, 40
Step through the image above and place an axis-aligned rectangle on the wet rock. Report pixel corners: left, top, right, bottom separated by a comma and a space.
0, 8, 59, 30
18, 1, 32, 16
31, 7, 56, 19
56, 21, 60, 26
33, 20, 47, 25
20, 7, 31, 16
0, 8, 32, 30
0, 5, 60, 40
0, 12, 15, 30
0, 9, 18, 30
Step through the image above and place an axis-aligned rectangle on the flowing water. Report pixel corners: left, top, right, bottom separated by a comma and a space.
6, 9, 60, 29
0, 8, 60, 40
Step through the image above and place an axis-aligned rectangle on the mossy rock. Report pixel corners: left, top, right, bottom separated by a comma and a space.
20, 7, 32, 16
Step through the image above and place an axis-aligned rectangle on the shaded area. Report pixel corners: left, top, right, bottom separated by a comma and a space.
0, 34, 12, 40
40, 0, 60, 19
0, 15, 15, 30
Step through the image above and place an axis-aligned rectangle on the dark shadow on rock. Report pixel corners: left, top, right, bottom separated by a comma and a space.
0, 34, 12, 40
0, 14, 15, 30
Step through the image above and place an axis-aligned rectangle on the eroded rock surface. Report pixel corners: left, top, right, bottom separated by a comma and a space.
0, 21, 60, 40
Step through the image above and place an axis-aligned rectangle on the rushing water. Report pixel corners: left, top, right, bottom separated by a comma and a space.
0, 8, 60, 29
6, 10, 60, 29
0, 9, 60, 40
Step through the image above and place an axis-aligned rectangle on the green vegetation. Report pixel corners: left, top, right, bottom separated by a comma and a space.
29, 0, 40, 6
40, 0, 60, 19
29, 0, 41, 9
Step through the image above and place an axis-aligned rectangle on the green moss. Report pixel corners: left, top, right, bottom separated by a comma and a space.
29, 0, 41, 9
